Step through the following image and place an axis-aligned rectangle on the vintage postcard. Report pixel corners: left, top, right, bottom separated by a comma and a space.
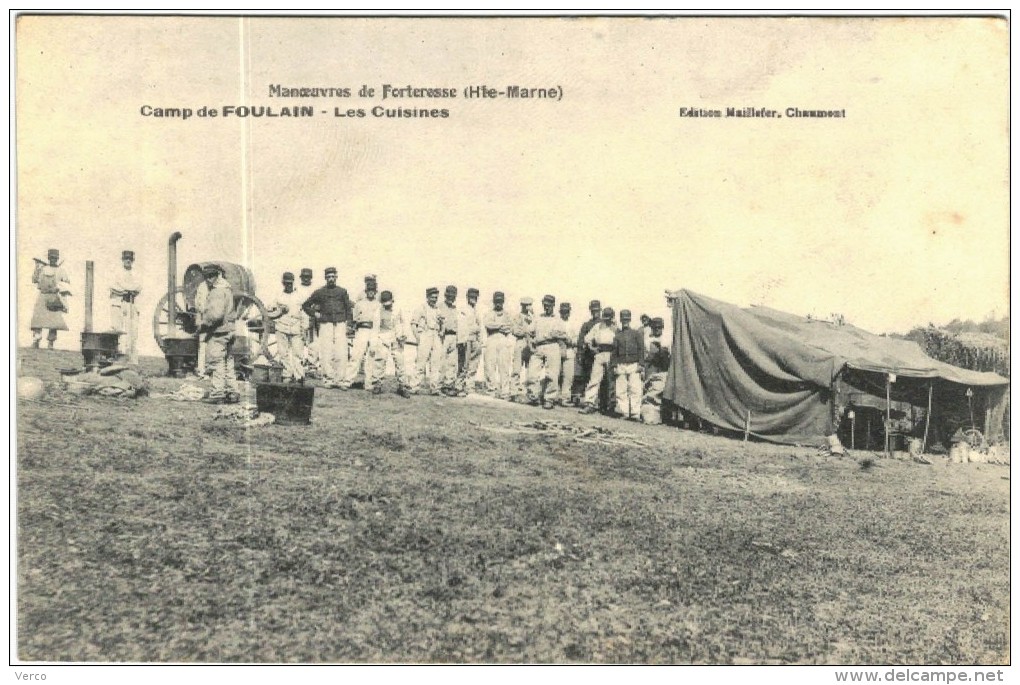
12, 14, 1010, 673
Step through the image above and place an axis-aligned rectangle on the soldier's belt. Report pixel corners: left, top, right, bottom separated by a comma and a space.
356, 322, 374, 329
534, 339, 561, 346
596, 343, 615, 352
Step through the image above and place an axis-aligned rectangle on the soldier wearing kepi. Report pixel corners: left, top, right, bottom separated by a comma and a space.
438, 285, 461, 396
198, 264, 239, 404
30, 248, 71, 349
510, 296, 536, 402
340, 276, 381, 390
109, 249, 142, 363
527, 294, 568, 409
613, 309, 646, 421
558, 302, 580, 406
298, 267, 317, 367
301, 267, 353, 388
410, 286, 444, 395
580, 307, 618, 415
370, 290, 412, 397
267, 272, 305, 382
457, 287, 483, 395
641, 316, 671, 424
573, 299, 602, 404
482, 291, 514, 399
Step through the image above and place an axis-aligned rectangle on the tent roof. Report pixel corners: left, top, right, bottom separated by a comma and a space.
683, 290, 1008, 387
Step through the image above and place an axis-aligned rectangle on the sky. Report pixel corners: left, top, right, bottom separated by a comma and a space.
14, 16, 1009, 358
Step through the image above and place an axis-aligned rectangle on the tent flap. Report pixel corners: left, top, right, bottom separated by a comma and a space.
664, 290, 1008, 446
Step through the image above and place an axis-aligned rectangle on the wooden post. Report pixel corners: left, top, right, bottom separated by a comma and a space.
922, 381, 933, 454
83, 260, 94, 333
744, 409, 751, 442
885, 375, 892, 458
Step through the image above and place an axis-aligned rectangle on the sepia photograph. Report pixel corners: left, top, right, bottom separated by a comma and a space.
11, 12, 1010, 672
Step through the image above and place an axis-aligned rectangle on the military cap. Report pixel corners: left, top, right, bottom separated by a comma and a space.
325, 266, 338, 276
202, 263, 222, 277
620, 309, 632, 319
380, 290, 393, 303
493, 291, 505, 302
426, 286, 439, 296
520, 296, 534, 306
300, 268, 313, 278
121, 250, 135, 261
282, 271, 295, 282
542, 294, 555, 304
47, 248, 59, 259
364, 273, 377, 282
589, 299, 601, 311
467, 287, 479, 297
445, 285, 458, 295
652, 317, 665, 327
601, 307, 615, 319
560, 302, 571, 311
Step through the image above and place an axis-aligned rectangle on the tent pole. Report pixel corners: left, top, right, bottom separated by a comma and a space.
922, 381, 932, 454
744, 409, 751, 442
885, 377, 891, 458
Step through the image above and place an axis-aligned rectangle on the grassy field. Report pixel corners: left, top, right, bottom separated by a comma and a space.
15, 348, 1010, 664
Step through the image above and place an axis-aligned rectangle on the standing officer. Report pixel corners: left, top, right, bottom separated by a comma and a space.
613, 309, 646, 421
301, 267, 353, 388
482, 291, 513, 399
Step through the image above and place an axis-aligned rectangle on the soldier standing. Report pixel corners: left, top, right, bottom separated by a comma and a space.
573, 299, 602, 402
410, 286, 444, 395
198, 264, 239, 404
558, 302, 580, 406
579, 307, 617, 415
457, 287, 483, 395
340, 277, 381, 390
301, 267, 353, 388
510, 297, 535, 402
527, 294, 568, 409
438, 285, 461, 396
613, 309, 646, 421
268, 272, 305, 382
109, 249, 142, 363
370, 290, 412, 397
30, 248, 71, 349
482, 291, 513, 399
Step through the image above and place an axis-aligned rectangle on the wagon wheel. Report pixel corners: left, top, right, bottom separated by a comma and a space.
963, 428, 986, 450
232, 292, 274, 364
152, 287, 196, 352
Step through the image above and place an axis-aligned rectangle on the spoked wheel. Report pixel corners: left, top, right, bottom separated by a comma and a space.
963, 428, 987, 450
232, 292, 274, 364
152, 287, 196, 352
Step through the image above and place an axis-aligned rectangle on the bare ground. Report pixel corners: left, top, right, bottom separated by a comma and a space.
15, 348, 1010, 663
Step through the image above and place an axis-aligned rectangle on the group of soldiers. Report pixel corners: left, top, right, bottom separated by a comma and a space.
30, 248, 142, 363
255, 268, 673, 423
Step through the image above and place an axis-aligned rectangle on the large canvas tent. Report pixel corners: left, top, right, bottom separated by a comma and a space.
664, 290, 1009, 446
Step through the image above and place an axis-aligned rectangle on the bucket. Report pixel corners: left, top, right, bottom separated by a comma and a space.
256, 382, 314, 425
252, 364, 284, 384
